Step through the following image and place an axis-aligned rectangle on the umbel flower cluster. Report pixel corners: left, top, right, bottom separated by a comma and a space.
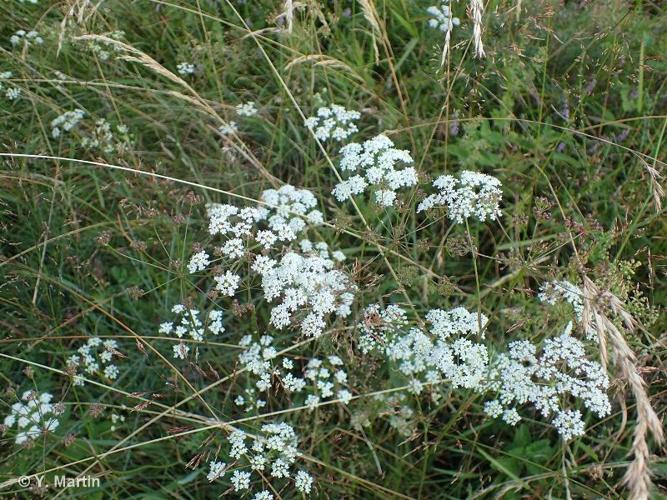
67, 337, 122, 385
0, 71, 21, 101
427, 2, 461, 32
362, 305, 490, 395
484, 321, 611, 439
206, 422, 312, 498
80, 118, 133, 154
333, 134, 418, 207
263, 243, 353, 336
9, 29, 44, 47
304, 104, 361, 142
189, 185, 354, 338
358, 300, 609, 440
538, 279, 599, 341
417, 170, 502, 223
236, 334, 353, 412
159, 304, 225, 359
3, 391, 60, 445
216, 100, 261, 136
51, 109, 85, 139
176, 62, 195, 75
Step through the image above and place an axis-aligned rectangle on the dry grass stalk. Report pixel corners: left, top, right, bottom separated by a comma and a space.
282, 0, 295, 32
284, 55, 363, 81
75, 35, 195, 91
469, 0, 486, 58
581, 277, 664, 500
439, 25, 453, 68
643, 162, 664, 213
359, 0, 381, 63
275, 0, 310, 33
73, 35, 280, 187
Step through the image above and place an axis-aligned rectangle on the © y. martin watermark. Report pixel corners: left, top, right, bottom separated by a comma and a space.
17, 474, 101, 489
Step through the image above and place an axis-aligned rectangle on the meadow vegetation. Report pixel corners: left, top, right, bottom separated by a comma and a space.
0, 0, 666, 498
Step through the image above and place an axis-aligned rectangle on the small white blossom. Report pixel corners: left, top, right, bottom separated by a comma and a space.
333, 134, 417, 207
426, 307, 488, 340
3, 391, 60, 444
67, 337, 121, 385
51, 109, 85, 139
206, 460, 226, 482
187, 250, 210, 273
103, 365, 119, 379
304, 104, 361, 142
539, 280, 596, 340
5, 87, 21, 101
337, 389, 353, 405
502, 408, 521, 426
214, 271, 241, 296
553, 409, 586, 440
417, 171, 502, 223
219, 121, 238, 135
222, 238, 245, 259
10, 29, 44, 47
173, 343, 189, 359
80, 118, 133, 154
236, 101, 258, 117
176, 62, 195, 75
295, 470, 313, 494
427, 3, 461, 32
160, 305, 224, 346
230, 470, 251, 491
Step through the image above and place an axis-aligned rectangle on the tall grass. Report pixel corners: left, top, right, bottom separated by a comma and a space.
1, 1, 665, 498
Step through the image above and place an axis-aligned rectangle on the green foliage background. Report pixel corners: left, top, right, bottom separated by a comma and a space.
1, 0, 665, 497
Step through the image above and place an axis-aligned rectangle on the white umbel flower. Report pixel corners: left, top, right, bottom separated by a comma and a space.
333, 134, 417, 207
236, 101, 258, 117
3, 391, 60, 445
219, 121, 238, 135
67, 337, 121, 385
418, 170, 502, 223
206, 460, 226, 482
173, 342, 189, 359
9, 29, 44, 47
485, 323, 610, 440
295, 470, 313, 494
304, 104, 361, 142
427, 3, 460, 32
214, 271, 241, 296
230, 470, 251, 491
187, 250, 210, 273
51, 109, 85, 139
539, 280, 596, 340
176, 62, 195, 75
552, 409, 586, 440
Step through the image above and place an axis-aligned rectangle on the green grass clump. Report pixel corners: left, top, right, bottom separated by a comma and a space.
1, 1, 665, 498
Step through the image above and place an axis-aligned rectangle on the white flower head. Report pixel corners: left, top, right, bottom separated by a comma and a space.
214, 271, 241, 296
3, 391, 61, 444
206, 460, 226, 482
176, 62, 195, 75
427, 3, 461, 33
187, 250, 210, 273
333, 134, 417, 207
67, 337, 122, 385
418, 170, 502, 223
304, 104, 361, 142
51, 109, 85, 139
236, 101, 258, 117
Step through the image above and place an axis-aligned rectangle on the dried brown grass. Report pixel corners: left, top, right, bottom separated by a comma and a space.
582, 277, 664, 500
